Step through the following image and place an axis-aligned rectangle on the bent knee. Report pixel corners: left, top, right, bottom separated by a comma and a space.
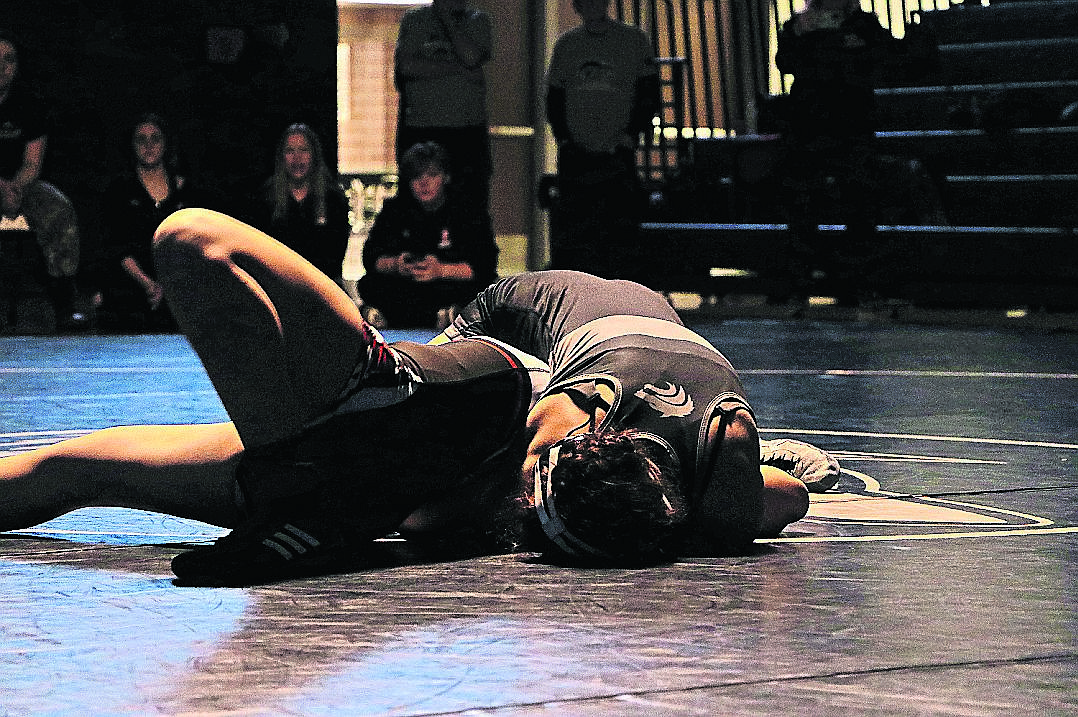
153, 208, 233, 271
153, 207, 214, 250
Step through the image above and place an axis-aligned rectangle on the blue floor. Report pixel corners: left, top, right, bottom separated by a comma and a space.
1, 321, 1075, 716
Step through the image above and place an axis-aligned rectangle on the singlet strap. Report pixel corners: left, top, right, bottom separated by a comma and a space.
694, 392, 756, 503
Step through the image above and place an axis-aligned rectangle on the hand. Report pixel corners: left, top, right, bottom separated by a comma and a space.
407, 254, 444, 283
395, 251, 418, 277
377, 252, 415, 276
144, 280, 165, 309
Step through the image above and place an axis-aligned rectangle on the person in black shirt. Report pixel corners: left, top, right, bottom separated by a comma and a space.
0, 29, 85, 330
246, 123, 351, 284
94, 113, 210, 331
358, 141, 497, 329
774, 0, 904, 304
437, 270, 837, 558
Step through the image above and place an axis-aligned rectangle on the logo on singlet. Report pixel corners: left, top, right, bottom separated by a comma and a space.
635, 381, 694, 418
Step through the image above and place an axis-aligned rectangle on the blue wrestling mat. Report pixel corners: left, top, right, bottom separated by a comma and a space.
1, 323, 1075, 716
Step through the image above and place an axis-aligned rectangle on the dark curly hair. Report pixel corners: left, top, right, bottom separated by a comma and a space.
530, 430, 687, 565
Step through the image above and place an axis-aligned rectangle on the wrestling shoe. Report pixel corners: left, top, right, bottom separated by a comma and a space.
760, 438, 841, 492
171, 510, 356, 587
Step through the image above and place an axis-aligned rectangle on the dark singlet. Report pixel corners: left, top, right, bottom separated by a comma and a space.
442, 270, 752, 503
298, 335, 547, 490
234, 332, 548, 521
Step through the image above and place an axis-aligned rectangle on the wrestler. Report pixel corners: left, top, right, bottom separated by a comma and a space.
435, 270, 840, 557
0, 211, 683, 586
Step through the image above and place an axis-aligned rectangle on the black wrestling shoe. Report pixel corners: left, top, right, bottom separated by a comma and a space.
171, 514, 355, 587
760, 438, 841, 492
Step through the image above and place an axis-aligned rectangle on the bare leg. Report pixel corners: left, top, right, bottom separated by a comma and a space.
2, 209, 374, 532
153, 209, 369, 447
0, 423, 244, 532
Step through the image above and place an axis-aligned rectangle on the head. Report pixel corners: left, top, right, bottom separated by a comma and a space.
131, 114, 169, 171
573, 0, 611, 26
271, 123, 329, 219
526, 431, 687, 565
278, 124, 322, 186
0, 31, 20, 97
400, 141, 450, 211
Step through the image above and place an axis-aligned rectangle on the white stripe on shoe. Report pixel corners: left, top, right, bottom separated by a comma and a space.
260, 524, 322, 561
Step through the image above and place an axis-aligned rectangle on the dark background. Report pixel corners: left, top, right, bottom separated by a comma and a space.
5, 0, 338, 248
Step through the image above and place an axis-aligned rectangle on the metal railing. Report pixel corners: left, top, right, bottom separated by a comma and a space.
617, 0, 959, 179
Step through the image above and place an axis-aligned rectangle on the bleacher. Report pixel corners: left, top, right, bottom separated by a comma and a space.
639, 0, 1078, 311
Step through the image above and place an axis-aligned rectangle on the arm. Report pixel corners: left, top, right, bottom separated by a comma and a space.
775, 21, 809, 76
0, 135, 45, 213
629, 32, 660, 138
546, 86, 570, 144
411, 199, 497, 283
545, 40, 572, 145
449, 203, 497, 281
520, 388, 608, 489
101, 177, 154, 285
121, 256, 164, 308
362, 197, 410, 276
683, 410, 765, 555
14, 135, 45, 190
408, 255, 475, 282
435, 6, 492, 70
325, 187, 354, 281
395, 9, 491, 85
629, 72, 660, 137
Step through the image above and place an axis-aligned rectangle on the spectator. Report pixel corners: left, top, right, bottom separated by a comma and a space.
245, 123, 351, 285
394, 0, 493, 209
774, 0, 901, 304
545, 0, 659, 282
357, 141, 497, 330
0, 29, 86, 331
94, 113, 206, 332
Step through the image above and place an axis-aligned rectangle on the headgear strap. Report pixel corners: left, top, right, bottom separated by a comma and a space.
533, 432, 680, 558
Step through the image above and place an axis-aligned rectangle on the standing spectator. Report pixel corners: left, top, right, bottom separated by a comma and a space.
0, 29, 85, 331
94, 113, 207, 332
545, 0, 659, 282
394, 0, 493, 209
246, 123, 351, 285
357, 141, 497, 330
774, 0, 900, 304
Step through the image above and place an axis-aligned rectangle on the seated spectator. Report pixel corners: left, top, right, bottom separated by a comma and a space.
357, 141, 497, 329
0, 29, 85, 331
245, 123, 351, 284
93, 113, 208, 332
